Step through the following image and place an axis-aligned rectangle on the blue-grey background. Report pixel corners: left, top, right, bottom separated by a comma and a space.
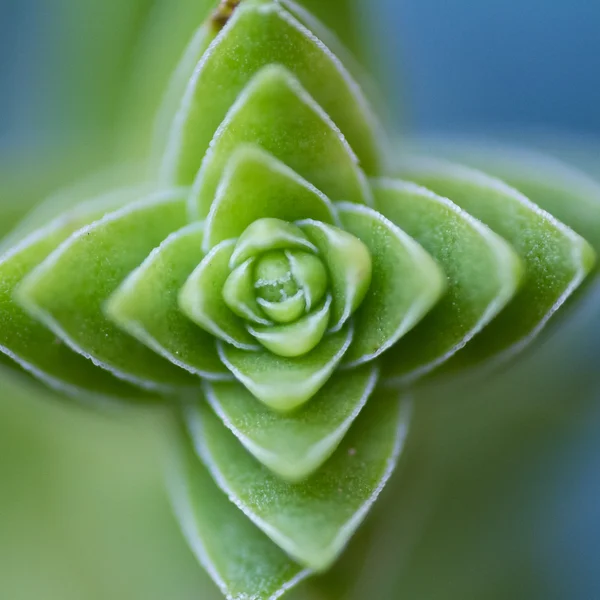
3, 0, 600, 139
1, 1, 599, 599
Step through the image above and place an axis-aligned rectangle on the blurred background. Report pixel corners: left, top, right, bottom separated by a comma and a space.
1, 1, 599, 599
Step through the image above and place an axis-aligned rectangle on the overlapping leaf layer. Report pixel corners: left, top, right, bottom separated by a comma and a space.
0, 1, 598, 599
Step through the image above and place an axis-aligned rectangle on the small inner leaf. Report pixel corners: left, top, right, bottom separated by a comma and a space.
371, 179, 523, 384
248, 295, 332, 358
17, 190, 197, 392
179, 239, 259, 350
187, 385, 411, 571
218, 323, 353, 412
258, 291, 306, 324
203, 145, 337, 252
190, 65, 372, 219
286, 250, 328, 311
223, 258, 273, 326
230, 217, 317, 268
298, 220, 372, 331
398, 158, 596, 367
171, 425, 310, 600
253, 250, 300, 302
204, 364, 379, 482
106, 223, 231, 380
161, 0, 382, 185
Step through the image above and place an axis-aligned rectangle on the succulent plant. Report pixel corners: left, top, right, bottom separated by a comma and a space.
1, 1, 599, 599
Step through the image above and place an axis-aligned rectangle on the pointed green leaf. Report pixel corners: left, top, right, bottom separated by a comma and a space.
179, 240, 259, 350
286, 250, 328, 312
17, 191, 197, 392
204, 364, 379, 482
424, 142, 600, 259
189, 64, 372, 219
187, 386, 411, 571
258, 292, 306, 324
337, 202, 447, 367
223, 259, 273, 326
372, 179, 523, 384
399, 158, 596, 367
204, 145, 337, 251
248, 296, 332, 358
161, 0, 382, 185
298, 220, 373, 331
230, 217, 317, 268
0, 195, 154, 403
171, 427, 310, 600
218, 324, 353, 412
106, 223, 230, 381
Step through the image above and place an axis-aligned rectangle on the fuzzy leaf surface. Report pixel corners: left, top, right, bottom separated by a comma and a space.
298, 220, 372, 332
399, 158, 596, 367
189, 65, 371, 219
372, 179, 522, 384
162, 0, 381, 185
179, 240, 259, 350
172, 427, 310, 600
218, 324, 353, 412
205, 364, 379, 481
428, 144, 600, 260
106, 223, 230, 380
204, 145, 337, 251
248, 296, 332, 358
18, 191, 196, 392
0, 197, 152, 402
187, 386, 411, 571
337, 202, 447, 367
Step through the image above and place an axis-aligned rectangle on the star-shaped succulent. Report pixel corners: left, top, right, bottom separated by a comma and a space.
0, 1, 598, 599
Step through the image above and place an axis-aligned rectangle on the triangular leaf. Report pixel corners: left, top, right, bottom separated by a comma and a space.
398, 158, 596, 368
337, 202, 447, 367
17, 191, 197, 392
161, 0, 382, 185
190, 64, 371, 219
204, 364, 379, 481
171, 425, 310, 600
187, 385, 411, 571
372, 178, 522, 384
204, 145, 337, 251
248, 296, 332, 358
106, 223, 230, 381
218, 324, 353, 412
179, 240, 260, 350
0, 195, 154, 403
298, 220, 373, 332
415, 141, 600, 259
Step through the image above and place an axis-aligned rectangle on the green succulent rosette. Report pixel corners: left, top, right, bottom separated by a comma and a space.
1, 1, 599, 599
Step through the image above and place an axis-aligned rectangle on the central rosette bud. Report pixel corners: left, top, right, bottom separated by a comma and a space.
253, 250, 327, 322
221, 217, 368, 358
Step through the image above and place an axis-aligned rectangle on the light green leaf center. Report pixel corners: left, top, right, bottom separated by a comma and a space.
218, 217, 372, 357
